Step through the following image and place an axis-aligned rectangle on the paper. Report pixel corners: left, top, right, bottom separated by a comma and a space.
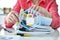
0, 29, 5, 35
41, 16, 52, 26
26, 14, 34, 26
17, 8, 54, 35
27, 8, 52, 26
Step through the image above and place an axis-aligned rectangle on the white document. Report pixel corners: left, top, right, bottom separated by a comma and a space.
26, 14, 34, 25
26, 17, 34, 26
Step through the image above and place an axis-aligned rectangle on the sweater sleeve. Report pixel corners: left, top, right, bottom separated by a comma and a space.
4, 0, 21, 28
48, 0, 59, 29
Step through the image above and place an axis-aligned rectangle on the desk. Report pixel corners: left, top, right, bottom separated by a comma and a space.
0, 15, 60, 40
0, 27, 60, 40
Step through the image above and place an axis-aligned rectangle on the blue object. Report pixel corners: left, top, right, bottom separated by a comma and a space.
28, 8, 52, 26
41, 16, 52, 26
35, 15, 52, 26
19, 9, 28, 22
19, 8, 52, 32
20, 20, 31, 31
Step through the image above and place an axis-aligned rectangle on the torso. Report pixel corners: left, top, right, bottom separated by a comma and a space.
31, 0, 40, 5
19, 0, 52, 10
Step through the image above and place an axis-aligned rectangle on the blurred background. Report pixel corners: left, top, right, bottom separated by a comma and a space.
0, 0, 60, 30
0, 0, 17, 25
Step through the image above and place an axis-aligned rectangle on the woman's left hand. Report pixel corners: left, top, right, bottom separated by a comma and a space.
30, 5, 52, 18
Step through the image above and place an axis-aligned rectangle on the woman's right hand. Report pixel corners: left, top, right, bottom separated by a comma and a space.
6, 11, 19, 24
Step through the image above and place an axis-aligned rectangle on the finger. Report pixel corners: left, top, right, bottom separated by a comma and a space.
6, 16, 12, 23
29, 5, 36, 14
38, 6, 42, 13
32, 5, 37, 10
12, 11, 19, 18
28, 6, 33, 13
9, 16, 15, 23
32, 6, 39, 14
14, 11, 19, 18
28, 5, 37, 14
28, 8, 33, 14
8, 18, 13, 23
11, 14, 19, 22
35, 6, 39, 11
30, 8, 34, 14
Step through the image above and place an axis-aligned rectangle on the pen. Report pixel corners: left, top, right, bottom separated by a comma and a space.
20, 21, 31, 31
16, 33, 30, 37
4, 28, 12, 33
0, 25, 12, 33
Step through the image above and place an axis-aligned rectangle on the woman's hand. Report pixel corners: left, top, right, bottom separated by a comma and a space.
6, 11, 19, 24
30, 5, 52, 18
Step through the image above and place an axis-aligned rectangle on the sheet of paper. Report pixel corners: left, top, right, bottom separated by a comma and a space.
26, 17, 34, 26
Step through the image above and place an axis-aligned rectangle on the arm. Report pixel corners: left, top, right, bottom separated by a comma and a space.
12, 0, 21, 13
29, 0, 59, 29
49, 0, 59, 29
4, 0, 21, 28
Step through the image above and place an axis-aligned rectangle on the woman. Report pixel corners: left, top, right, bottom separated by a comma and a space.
5, 0, 59, 29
